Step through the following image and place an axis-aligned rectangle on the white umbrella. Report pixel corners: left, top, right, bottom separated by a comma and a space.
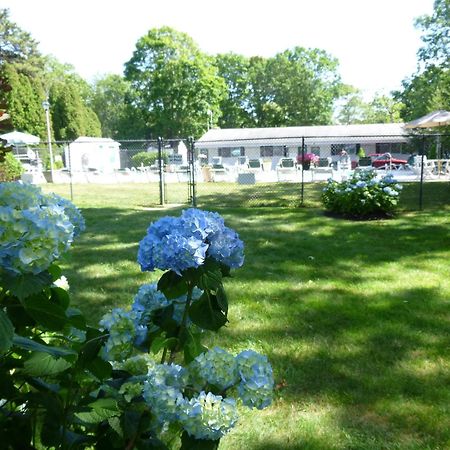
0, 130, 40, 145
405, 110, 450, 160
404, 110, 450, 129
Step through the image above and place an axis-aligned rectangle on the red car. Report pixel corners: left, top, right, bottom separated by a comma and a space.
369, 153, 407, 169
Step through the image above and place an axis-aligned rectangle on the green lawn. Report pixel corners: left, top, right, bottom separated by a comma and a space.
43, 182, 450, 450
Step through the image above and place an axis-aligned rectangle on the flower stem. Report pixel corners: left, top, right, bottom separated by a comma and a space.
169, 283, 193, 363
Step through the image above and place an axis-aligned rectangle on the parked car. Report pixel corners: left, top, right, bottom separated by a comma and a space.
370, 153, 407, 169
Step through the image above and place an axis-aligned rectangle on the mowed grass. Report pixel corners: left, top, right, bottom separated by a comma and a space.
43, 182, 450, 450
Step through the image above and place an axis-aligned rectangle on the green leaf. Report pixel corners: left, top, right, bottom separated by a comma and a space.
189, 292, 228, 331
198, 268, 222, 291
157, 270, 188, 299
13, 335, 77, 358
181, 431, 219, 450
23, 352, 72, 376
108, 416, 123, 438
215, 286, 228, 314
22, 292, 67, 330
1, 270, 52, 300
78, 327, 107, 366
150, 336, 178, 354
47, 264, 62, 282
0, 309, 14, 354
76, 398, 119, 424
183, 329, 207, 364
66, 307, 87, 330
50, 286, 70, 310
86, 356, 112, 380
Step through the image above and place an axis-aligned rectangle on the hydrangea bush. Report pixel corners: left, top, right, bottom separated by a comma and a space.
0, 185, 273, 450
321, 170, 403, 219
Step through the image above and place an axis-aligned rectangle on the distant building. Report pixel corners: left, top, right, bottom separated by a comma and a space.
196, 123, 408, 168
65, 137, 121, 172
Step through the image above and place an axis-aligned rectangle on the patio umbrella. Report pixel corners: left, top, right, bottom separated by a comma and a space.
405, 110, 450, 159
0, 130, 40, 146
404, 110, 450, 129
404, 110, 450, 210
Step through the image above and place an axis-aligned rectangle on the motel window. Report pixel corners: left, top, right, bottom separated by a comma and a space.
260, 146, 286, 157
331, 143, 360, 156
375, 143, 403, 154
218, 147, 245, 157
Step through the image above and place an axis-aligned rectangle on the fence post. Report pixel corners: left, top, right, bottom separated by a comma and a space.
188, 137, 197, 208
419, 135, 425, 211
67, 141, 73, 202
300, 137, 305, 206
158, 137, 165, 206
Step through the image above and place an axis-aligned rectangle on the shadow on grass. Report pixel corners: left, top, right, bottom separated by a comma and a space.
220, 284, 449, 449
63, 203, 449, 449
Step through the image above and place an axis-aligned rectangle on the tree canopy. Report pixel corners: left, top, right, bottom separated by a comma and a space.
125, 27, 226, 138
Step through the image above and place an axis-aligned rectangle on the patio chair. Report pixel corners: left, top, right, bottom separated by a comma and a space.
311, 157, 333, 181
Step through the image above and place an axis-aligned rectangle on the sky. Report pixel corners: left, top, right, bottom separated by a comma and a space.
3, 0, 435, 100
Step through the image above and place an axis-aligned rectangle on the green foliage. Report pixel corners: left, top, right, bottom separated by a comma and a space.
125, 27, 227, 138
215, 53, 254, 128
357, 147, 366, 158
3, 64, 47, 137
415, 0, 450, 68
337, 88, 404, 125
131, 150, 168, 167
50, 74, 101, 140
91, 74, 148, 138
0, 151, 24, 180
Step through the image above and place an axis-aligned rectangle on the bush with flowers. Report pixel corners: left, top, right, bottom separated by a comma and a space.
0, 182, 273, 449
321, 170, 403, 219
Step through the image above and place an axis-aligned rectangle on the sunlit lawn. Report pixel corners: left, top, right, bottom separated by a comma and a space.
43, 182, 450, 450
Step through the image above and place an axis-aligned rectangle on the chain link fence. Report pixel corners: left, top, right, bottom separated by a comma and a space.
193, 132, 450, 210
14, 132, 450, 210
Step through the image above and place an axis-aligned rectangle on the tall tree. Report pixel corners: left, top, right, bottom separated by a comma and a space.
335, 86, 368, 124
46, 59, 101, 140
242, 48, 342, 127
395, 0, 450, 121
0, 8, 46, 135
415, 0, 450, 69
91, 74, 147, 138
215, 53, 254, 128
125, 27, 226, 138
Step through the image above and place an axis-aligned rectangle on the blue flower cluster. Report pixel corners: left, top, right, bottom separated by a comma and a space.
0, 182, 84, 275
188, 347, 239, 391
236, 350, 274, 410
180, 391, 238, 441
99, 308, 138, 361
45, 192, 86, 237
137, 209, 244, 274
130, 283, 203, 345
143, 363, 188, 424
143, 362, 238, 440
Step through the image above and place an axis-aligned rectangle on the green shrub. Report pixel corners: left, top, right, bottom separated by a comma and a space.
131, 151, 168, 167
357, 147, 366, 158
0, 153, 24, 181
322, 170, 403, 219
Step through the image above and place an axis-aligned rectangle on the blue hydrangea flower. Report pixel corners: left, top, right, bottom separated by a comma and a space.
143, 363, 188, 423
45, 193, 86, 237
188, 347, 239, 391
0, 182, 83, 275
137, 209, 244, 274
236, 350, 274, 410
179, 391, 238, 441
99, 308, 138, 361
208, 226, 245, 269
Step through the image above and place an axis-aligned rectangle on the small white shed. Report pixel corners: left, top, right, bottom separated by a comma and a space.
65, 137, 121, 172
